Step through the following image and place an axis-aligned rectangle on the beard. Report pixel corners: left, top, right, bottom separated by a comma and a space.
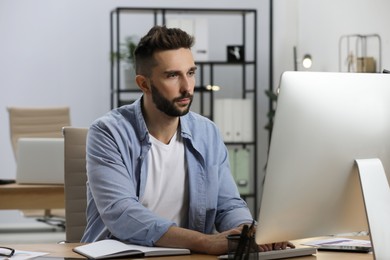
150, 83, 193, 117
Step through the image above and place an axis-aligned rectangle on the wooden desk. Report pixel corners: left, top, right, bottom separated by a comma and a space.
0, 183, 64, 210
1, 243, 216, 259
3, 241, 374, 259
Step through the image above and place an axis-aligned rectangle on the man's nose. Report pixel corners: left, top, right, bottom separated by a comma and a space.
180, 76, 193, 92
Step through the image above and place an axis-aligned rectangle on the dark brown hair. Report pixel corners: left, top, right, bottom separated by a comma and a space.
134, 25, 194, 76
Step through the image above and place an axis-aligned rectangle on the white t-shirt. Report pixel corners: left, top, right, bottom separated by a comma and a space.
140, 131, 188, 227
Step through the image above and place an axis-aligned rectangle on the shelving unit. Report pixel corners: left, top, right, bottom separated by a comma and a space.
109, 7, 258, 213
338, 34, 382, 73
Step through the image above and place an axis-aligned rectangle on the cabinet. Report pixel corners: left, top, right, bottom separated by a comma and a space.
109, 7, 258, 213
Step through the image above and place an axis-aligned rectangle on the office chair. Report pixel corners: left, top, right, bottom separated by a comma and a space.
7, 106, 71, 227
7, 106, 71, 160
63, 126, 88, 242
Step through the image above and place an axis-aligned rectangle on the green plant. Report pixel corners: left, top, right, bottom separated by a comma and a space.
112, 35, 138, 64
264, 88, 279, 171
264, 89, 278, 135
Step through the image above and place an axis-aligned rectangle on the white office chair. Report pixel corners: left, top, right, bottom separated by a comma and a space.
63, 126, 88, 242
7, 106, 71, 160
7, 106, 71, 226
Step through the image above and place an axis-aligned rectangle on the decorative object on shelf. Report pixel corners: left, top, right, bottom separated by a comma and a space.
356, 57, 376, 73
227, 45, 245, 63
112, 35, 139, 90
338, 34, 382, 73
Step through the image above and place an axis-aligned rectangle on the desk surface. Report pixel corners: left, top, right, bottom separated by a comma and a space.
0, 183, 64, 210
3, 240, 374, 260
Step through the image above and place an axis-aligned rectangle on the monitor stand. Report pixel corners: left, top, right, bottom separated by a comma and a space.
355, 159, 390, 260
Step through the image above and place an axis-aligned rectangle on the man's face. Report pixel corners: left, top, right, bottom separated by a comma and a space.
148, 48, 197, 117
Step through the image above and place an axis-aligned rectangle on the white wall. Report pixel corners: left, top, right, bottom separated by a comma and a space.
2, 0, 389, 209
272, 0, 299, 89
0, 0, 271, 209
273, 0, 390, 88
299, 0, 390, 72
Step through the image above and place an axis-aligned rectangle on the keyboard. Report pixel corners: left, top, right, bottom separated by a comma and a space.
218, 246, 317, 260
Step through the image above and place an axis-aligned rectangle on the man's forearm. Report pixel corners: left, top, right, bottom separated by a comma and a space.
155, 225, 242, 255
155, 226, 207, 253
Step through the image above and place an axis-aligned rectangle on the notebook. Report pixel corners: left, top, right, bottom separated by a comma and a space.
73, 239, 190, 259
16, 137, 64, 184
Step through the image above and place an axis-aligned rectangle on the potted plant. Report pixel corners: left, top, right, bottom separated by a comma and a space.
112, 35, 139, 90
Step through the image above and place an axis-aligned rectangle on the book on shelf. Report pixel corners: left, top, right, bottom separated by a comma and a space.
73, 239, 191, 259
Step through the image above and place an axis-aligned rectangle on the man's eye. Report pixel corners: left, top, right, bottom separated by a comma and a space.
188, 70, 196, 76
167, 73, 177, 78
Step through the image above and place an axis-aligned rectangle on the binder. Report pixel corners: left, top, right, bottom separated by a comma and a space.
228, 148, 251, 195
239, 99, 254, 142
214, 99, 234, 141
214, 98, 254, 142
166, 18, 209, 61
234, 148, 251, 195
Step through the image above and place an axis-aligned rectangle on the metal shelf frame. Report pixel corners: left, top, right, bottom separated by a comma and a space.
109, 7, 258, 213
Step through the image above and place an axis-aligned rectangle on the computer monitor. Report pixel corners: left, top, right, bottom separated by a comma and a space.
256, 71, 390, 257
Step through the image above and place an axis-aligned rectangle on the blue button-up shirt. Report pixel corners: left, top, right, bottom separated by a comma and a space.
81, 97, 253, 246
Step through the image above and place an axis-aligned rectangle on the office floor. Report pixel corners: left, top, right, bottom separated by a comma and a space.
0, 210, 65, 244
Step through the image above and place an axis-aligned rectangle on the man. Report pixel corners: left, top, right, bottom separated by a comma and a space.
82, 25, 292, 255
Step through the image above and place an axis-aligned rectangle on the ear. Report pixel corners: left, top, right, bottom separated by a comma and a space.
135, 75, 150, 93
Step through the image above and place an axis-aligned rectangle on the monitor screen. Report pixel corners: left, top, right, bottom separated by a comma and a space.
256, 71, 390, 245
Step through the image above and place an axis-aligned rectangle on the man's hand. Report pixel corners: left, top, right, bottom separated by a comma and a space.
258, 241, 296, 252
199, 228, 242, 255
156, 225, 295, 255
238, 223, 296, 252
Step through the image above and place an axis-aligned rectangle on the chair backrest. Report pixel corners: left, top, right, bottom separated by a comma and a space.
7, 106, 71, 160
63, 126, 88, 243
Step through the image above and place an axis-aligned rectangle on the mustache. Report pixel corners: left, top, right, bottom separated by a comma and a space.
173, 92, 193, 101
